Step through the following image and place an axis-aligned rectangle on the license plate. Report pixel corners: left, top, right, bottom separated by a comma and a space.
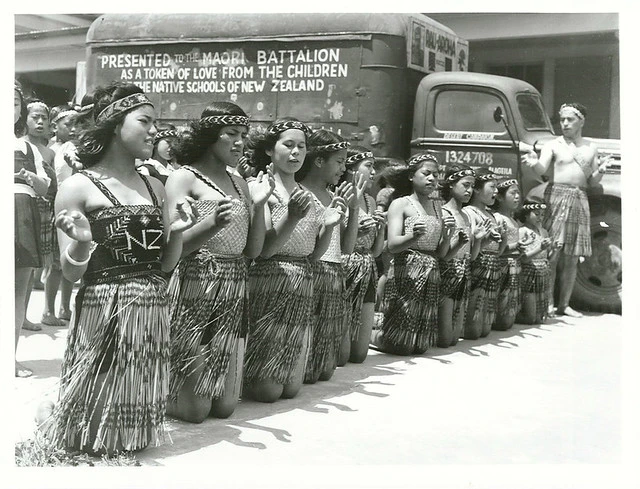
443, 150, 494, 166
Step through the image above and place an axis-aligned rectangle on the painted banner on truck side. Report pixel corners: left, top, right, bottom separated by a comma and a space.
88, 42, 362, 122
407, 15, 468, 73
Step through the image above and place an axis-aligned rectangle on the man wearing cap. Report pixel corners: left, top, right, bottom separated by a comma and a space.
522, 102, 611, 317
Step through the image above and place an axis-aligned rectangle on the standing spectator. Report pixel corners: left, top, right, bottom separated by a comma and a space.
14, 82, 51, 376
522, 102, 612, 317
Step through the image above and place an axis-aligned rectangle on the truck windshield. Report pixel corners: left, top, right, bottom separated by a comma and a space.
434, 90, 507, 133
517, 93, 552, 131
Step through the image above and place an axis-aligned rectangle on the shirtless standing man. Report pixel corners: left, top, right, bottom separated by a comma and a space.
522, 103, 611, 317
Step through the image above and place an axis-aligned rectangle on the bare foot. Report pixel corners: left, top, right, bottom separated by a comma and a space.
15, 361, 33, 378
41, 313, 67, 326
547, 305, 556, 318
557, 306, 583, 318
22, 319, 42, 331
58, 308, 72, 321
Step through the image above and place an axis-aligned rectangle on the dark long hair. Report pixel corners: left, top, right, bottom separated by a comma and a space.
386, 152, 438, 199
249, 117, 308, 173
296, 129, 346, 182
174, 102, 247, 164
75, 82, 146, 168
14, 83, 28, 137
440, 163, 474, 202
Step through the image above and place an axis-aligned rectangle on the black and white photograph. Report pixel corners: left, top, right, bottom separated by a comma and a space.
7, 5, 637, 489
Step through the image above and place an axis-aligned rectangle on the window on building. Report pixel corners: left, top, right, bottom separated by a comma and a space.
489, 63, 544, 93
434, 90, 506, 133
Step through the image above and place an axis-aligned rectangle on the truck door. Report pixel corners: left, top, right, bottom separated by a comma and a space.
412, 85, 520, 180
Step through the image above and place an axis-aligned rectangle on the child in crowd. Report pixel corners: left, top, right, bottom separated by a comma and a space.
515, 201, 560, 324
437, 165, 477, 347
340, 147, 385, 363
462, 168, 506, 339
298, 129, 354, 382
492, 179, 524, 331
138, 123, 180, 184
372, 153, 455, 355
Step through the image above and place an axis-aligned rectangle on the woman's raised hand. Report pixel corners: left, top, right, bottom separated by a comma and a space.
473, 219, 492, 241
213, 195, 234, 228
358, 215, 377, 235
288, 188, 312, 219
325, 196, 346, 227
372, 209, 386, 229
55, 209, 93, 242
250, 163, 276, 206
412, 218, 428, 236
170, 196, 199, 233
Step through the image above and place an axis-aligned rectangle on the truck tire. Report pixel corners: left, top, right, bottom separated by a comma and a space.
570, 198, 622, 314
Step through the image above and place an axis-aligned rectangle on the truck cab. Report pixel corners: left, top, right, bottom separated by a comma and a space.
411, 71, 621, 313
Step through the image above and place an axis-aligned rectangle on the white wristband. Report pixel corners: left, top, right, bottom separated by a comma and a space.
64, 244, 91, 267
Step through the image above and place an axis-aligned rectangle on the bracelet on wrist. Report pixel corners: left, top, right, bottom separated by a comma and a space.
64, 244, 91, 267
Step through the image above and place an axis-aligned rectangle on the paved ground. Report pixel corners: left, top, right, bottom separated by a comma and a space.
13, 288, 630, 487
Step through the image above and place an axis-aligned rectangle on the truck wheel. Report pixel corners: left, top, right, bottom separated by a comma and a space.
570, 199, 622, 314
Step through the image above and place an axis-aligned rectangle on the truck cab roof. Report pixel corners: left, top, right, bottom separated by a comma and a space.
87, 13, 456, 44
418, 71, 541, 98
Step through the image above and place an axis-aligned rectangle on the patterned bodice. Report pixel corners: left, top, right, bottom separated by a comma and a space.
495, 213, 520, 247
520, 226, 547, 259
80, 171, 164, 285
442, 205, 471, 258
14, 142, 36, 185
270, 186, 321, 257
354, 196, 377, 252
314, 194, 341, 263
404, 196, 442, 252
183, 166, 250, 257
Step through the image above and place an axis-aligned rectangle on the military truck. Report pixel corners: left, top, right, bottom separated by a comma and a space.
84, 13, 621, 313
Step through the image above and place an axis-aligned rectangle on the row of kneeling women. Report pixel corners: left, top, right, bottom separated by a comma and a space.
37, 82, 558, 455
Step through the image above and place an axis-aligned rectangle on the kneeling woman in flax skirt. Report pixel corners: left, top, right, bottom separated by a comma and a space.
165, 102, 275, 422
243, 119, 344, 402
372, 153, 455, 355
45, 82, 196, 455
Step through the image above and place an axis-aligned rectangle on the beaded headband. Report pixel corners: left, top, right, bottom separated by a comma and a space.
475, 172, 497, 182
154, 129, 178, 142
96, 93, 153, 124
27, 100, 50, 112
446, 168, 476, 182
497, 178, 519, 189
267, 120, 313, 137
559, 104, 585, 120
312, 141, 350, 152
200, 114, 249, 127
408, 153, 438, 168
78, 103, 94, 114
51, 109, 78, 124
346, 151, 374, 166
522, 202, 547, 211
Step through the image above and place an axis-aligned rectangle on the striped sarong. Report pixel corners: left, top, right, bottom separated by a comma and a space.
543, 183, 591, 257
466, 251, 504, 332
496, 255, 522, 322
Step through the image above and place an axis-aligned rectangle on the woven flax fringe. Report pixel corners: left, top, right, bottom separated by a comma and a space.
440, 256, 471, 327
467, 252, 505, 332
497, 256, 522, 320
521, 258, 550, 323
168, 251, 247, 400
53, 276, 170, 453
380, 250, 440, 353
543, 184, 591, 257
305, 261, 347, 382
244, 257, 313, 385
342, 251, 378, 341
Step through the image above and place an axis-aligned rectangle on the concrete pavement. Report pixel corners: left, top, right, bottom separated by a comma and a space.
14, 288, 623, 470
